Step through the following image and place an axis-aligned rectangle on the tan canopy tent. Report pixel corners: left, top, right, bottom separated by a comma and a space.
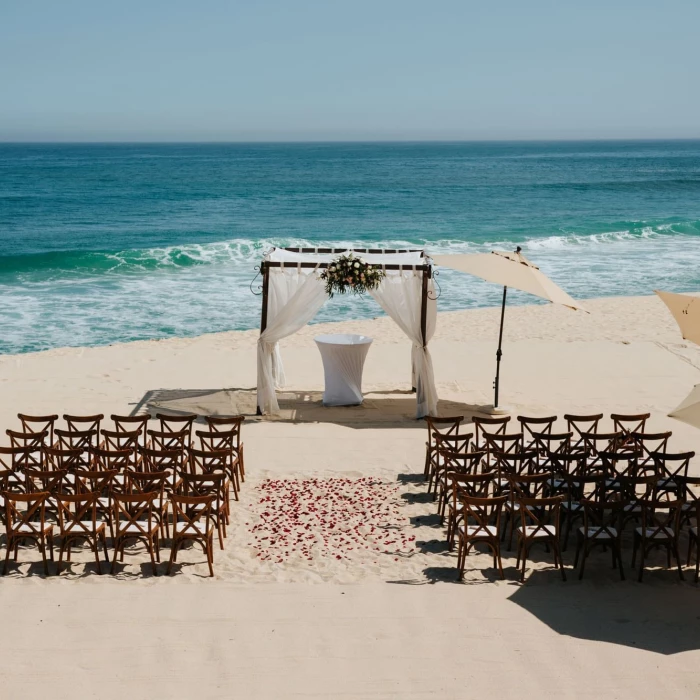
655, 290, 700, 346
433, 248, 587, 411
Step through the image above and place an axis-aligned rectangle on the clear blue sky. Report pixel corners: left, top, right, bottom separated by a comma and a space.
2, 0, 699, 141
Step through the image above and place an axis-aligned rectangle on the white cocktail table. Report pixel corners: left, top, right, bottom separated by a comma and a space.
314, 334, 373, 406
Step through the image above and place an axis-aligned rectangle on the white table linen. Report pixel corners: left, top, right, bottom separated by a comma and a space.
314, 334, 373, 406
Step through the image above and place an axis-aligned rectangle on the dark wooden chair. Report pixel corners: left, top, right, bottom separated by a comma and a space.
56, 492, 109, 574
156, 413, 197, 445
5, 432, 45, 471
502, 471, 554, 550
515, 495, 566, 582
445, 472, 493, 549
196, 429, 242, 492
177, 471, 228, 548
630, 432, 672, 467
63, 414, 104, 434
110, 414, 150, 444
455, 494, 507, 580
111, 492, 161, 575
167, 494, 216, 577
423, 415, 464, 480
430, 432, 475, 496
17, 414, 58, 444
632, 499, 684, 582
611, 413, 650, 449
564, 413, 603, 453
127, 470, 171, 537
574, 499, 625, 580
2, 491, 54, 575
652, 451, 695, 496
433, 447, 483, 520
517, 415, 557, 451
204, 415, 246, 481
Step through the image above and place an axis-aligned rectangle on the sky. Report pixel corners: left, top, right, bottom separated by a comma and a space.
1, 0, 699, 141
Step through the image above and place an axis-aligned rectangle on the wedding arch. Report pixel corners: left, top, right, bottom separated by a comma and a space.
253, 247, 438, 418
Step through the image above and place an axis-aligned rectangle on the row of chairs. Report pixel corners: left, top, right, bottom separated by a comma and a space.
0, 412, 247, 577
424, 413, 700, 583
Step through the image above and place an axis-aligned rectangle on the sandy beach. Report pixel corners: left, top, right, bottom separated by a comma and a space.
2, 294, 700, 698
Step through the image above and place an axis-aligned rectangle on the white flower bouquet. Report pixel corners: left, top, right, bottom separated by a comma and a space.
319, 253, 386, 298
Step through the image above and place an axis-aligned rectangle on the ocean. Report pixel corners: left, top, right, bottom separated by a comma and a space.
1, 141, 699, 355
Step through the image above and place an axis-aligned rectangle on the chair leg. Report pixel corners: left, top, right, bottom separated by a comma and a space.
93, 541, 102, 575
2, 540, 11, 575
111, 540, 120, 574
554, 542, 566, 582
41, 539, 49, 575
102, 532, 109, 562
167, 539, 178, 575
207, 534, 214, 577
673, 542, 685, 581
637, 545, 645, 583
149, 540, 158, 577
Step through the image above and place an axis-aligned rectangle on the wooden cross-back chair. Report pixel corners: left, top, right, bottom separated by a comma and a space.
684, 485, 700, 583
517, 415, 557, 451
196, 429, 241, 492
472, 416, 511, 452
559, 473, 605, 551
531, 432, 572, 469
186, 447, 233, 504
110, 414, 150, 443
515, 495, 566, 582
423, 415, 464, 479
24, 468, 66, 518
483, 432, 523, 473
580, 432, 623, 469
101, 429, 140, 454
599, 450, 645, 493
138, 446, 183, 480
111, 492, 161, 576
127, 470, 170, 537
54, 429, 99, 465
63, 414, 104, 434
2, 491, 54, 575
177, 471, 228, 548
147, 428, 188, 454
455, 494, 507, 581
90, 447, 134, 495
632, 499, 684, 582
445, 472, 494, 549
502, 471, 555, 550
43, 447, 83, 476
17, 414, 58, 444
652, 451, 695, 495
564, 413, 603, 452
204, 415, 246, 480
574, 499, 626, 580
168, 494, 216, 577
56, 492, 109, 574
73, 469, 119, 538
433, 447, 483, 518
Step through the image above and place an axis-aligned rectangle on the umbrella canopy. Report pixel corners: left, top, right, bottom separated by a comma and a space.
655, 290, 700, 346
668, 383, 700, 430
432, 250, 587, 311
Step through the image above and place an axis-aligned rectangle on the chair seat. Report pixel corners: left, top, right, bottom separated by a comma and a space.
635, 526, 675, 540
63, 520, 107, 534
561, 501, 582, 511
579, 526, 617, 539
656, 478, 678, 491
624, 503, 642, 513
13, 523, 54, 535
119, 521, 159, 536
517, 525, 556, 538
458, 524, 498, 537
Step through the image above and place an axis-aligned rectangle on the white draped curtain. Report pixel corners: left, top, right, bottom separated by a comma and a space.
256, 263, 438, 418
256, 267, 327, 414
369, 270, 438, 418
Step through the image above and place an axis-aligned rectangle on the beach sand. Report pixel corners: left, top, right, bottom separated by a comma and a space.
1, 294, 700, 698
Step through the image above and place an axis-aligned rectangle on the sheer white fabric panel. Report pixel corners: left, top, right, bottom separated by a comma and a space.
268, 249, 424, 265
369, 271, 438, 418
257, 269, 327, 414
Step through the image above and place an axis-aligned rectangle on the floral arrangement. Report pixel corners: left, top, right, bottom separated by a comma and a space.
319, 253, 385, 298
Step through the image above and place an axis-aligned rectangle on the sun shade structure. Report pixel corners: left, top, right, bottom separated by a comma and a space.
253, 247, 438, 418
655, 290, 700, 346
433, 248, 586, 411
668, 384, 700, 431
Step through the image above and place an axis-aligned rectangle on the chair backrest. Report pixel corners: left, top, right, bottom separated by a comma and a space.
138, 446, 183, 473
90, 446, 134, 473
424, 415, 463, 449
494, 451, 540, 478
459, 494, 506, 536
472, 416, 511, 449
101, 429, 141, 454
17, 414, 58, 444
24, 468, 66, 495
204, 414, 245, 441
599, 450, 644, 481
54, 428, 99, 453
127, 470, 169, 495
63, 414, 104, 434
178, 472, 226, 509
156, 413, 197, 441
581, 432, 623, 459
74, 469, 117, 495
651, 451, 694, 483
147, 428, 188, 452
56, 492, 100, 536
5, 432, 46, 469
0, 444, 42, 473
110, 414, 150, 441
564, 413, 603, 450
170, 493, 214, 536
611, 413, 650, 439
448, 472, 493, 499
547, 452, 589, 478
439, 449, 484, 476
532, 431, 572, 456
517, 415, 557, 449
506, 471, 554, 500
518, 495, 563, 536
187, 446, 229, 475
3, 491, 49, 536
43, 446, 83, 472
112, 492, 157, 537
434, 433, 474, 460
616, 473, 657, 503
196, 429, 235, 453
631, 432, 672, 464
677, 475, 700, 503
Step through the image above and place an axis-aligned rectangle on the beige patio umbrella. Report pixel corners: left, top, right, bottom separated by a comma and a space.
655, 290, 700, 346
433, 247, 587, 412
668, 384, 700, 430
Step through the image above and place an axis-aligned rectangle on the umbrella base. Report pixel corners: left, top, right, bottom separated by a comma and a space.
482, 404, 512, 416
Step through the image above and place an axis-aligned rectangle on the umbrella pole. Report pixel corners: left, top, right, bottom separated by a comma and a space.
494, 285, 507, 408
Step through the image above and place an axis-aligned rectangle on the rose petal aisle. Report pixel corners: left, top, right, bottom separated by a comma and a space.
247, 477, 416, 564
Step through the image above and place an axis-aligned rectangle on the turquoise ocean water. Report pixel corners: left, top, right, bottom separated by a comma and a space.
1, 141, 699, 355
